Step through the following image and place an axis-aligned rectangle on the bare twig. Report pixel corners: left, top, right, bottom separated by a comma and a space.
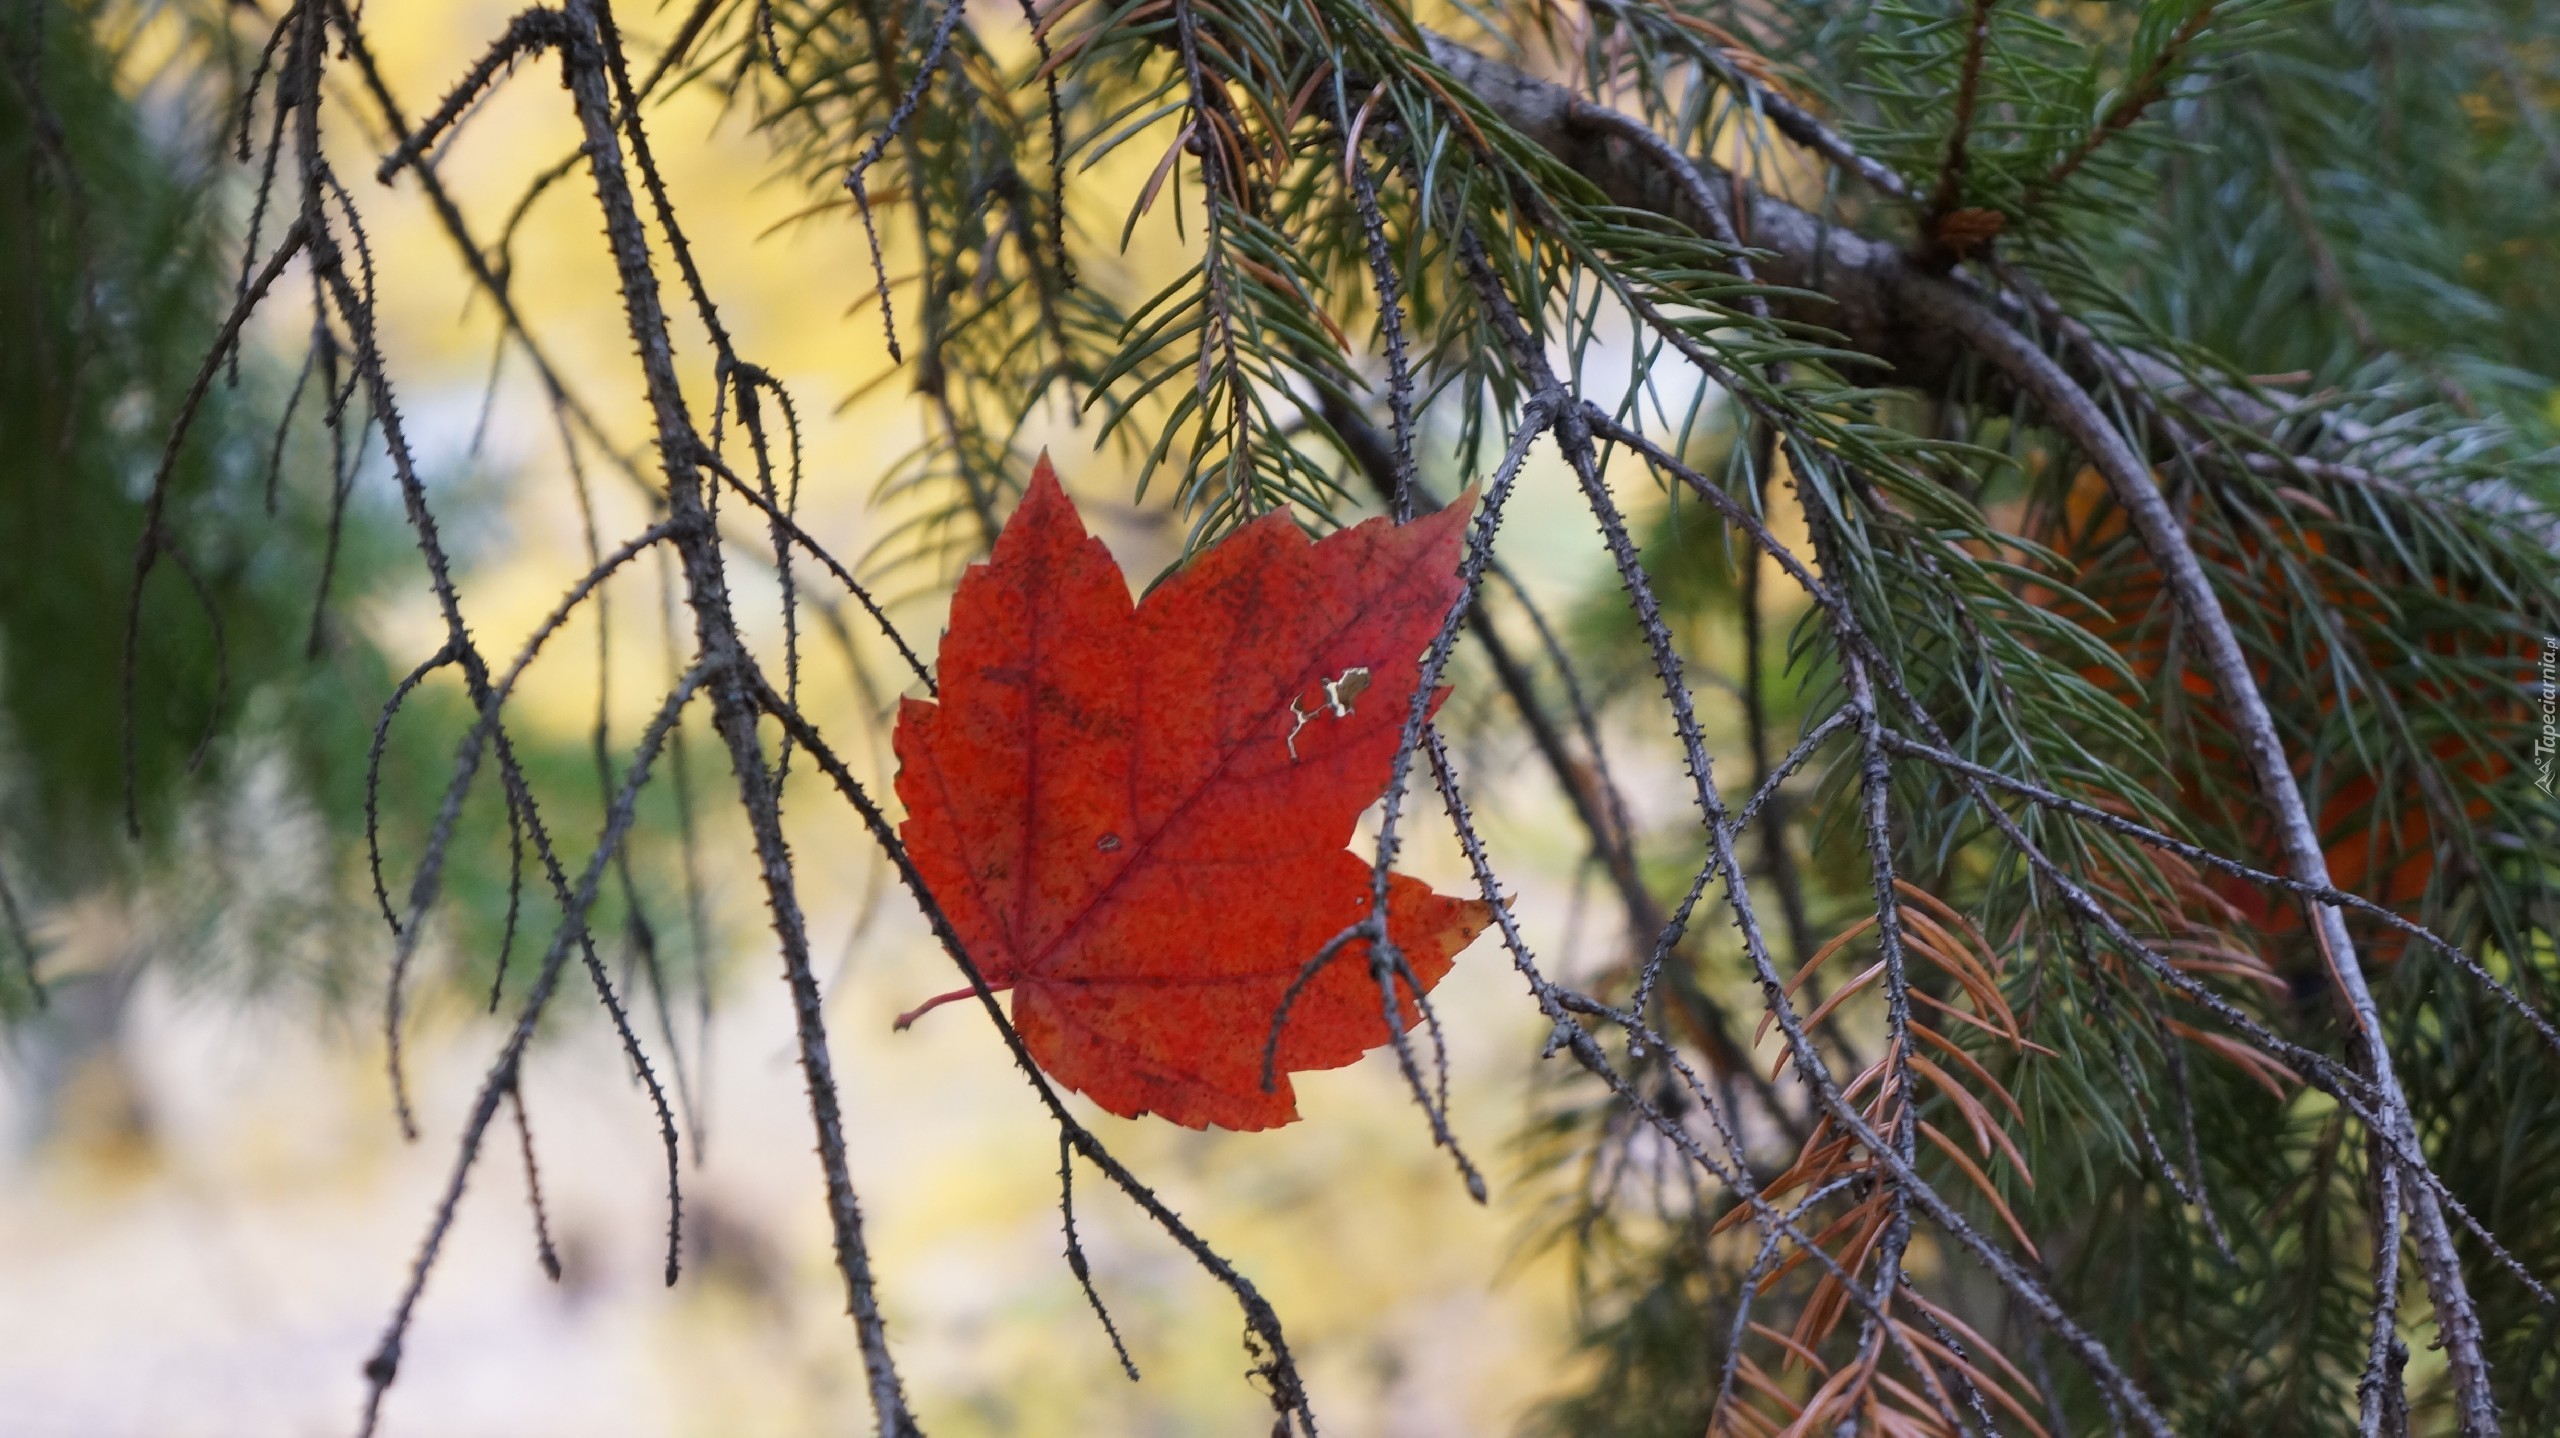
762, 685, 1324, 1435
1919, 0, 2000, 260
0, 847, 40, 1009
551, 5, 918, 1426
122, 219, 309, 836
2036, 6, 2220, 194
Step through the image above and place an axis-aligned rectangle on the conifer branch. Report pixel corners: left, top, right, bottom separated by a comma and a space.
1895, 261, 2501, 1434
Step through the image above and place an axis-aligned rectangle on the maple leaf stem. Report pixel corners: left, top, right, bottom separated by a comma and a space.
895, 983, 1011, 1031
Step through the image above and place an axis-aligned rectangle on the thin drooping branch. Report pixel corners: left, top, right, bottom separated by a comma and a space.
2033, 5, 2220, 195
341, 0, 938, 705
1733, 428, 1829, 1029
378, 521, 673, 1136
1055, 1135, 1139, 1381
1569, 401, 2501, 1429
1447, 226, 2174, 1426
1331, 378, 1769, 1090
358, 662, 710, 1438
548, 6, 918, 1429
0, 847, 39, 1008
1919, 0, 1999, 255
372, 9, 572, 184
1268, 387, 1560, 1202
122, 218, 309, 837
506, 1079, 566, 1282
2360, 1135, 2409, 1436
210, 6, 697, 1334
329, 3, 664, 514
1586, 411, 2383, 1123
838, 0, 964, 364
697, 449, 934, 690
1871, 728, 2560, 1062
759, 684, 1323, 1436
1429, 691, 2079, 1433
317, 144, 694, 1380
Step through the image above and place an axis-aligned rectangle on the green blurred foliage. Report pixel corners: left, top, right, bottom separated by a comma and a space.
0, 3, 651, 1018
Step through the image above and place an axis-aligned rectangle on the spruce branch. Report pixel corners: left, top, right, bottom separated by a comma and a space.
1895, 269, 2499, 1427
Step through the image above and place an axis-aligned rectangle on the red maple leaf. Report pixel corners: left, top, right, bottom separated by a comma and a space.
891, 455, 1493, 1131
